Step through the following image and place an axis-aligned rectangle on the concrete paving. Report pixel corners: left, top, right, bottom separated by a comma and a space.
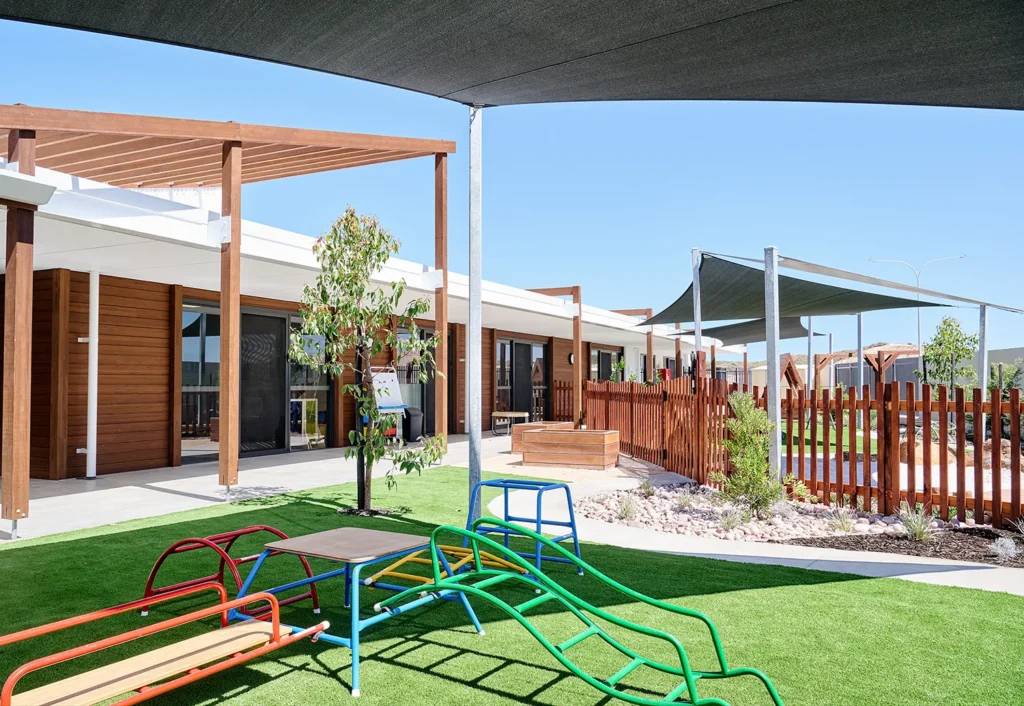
488, 465, 1024, 597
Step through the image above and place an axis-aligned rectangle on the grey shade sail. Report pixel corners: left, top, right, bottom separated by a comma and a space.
646, 255, 944, 326
0, 1, 1021, 110
674, 317, 823, 347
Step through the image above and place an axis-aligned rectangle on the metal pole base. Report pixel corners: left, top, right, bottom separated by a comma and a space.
10, 519, 18, 541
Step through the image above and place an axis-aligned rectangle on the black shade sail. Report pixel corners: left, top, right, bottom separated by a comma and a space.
646, 255, 944, 326
0, 1, 1021, 110
675, 317, 823, 347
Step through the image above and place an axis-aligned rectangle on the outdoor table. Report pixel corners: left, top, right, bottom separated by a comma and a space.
491, 410, 529, 435
232, 527, 482, 697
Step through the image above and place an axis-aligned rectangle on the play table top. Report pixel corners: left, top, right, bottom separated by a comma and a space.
264, 527, 429, 564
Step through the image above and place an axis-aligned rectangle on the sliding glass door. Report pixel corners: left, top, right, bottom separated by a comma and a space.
240, 312, 288, 454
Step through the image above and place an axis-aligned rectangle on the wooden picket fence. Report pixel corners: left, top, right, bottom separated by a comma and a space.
583, 379, 1024, 525
552, 380, 574, 422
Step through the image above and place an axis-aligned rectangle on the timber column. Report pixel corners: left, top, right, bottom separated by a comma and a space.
219, 141, 241, 490
434, 153, 448, 442
2, 129, 36, 537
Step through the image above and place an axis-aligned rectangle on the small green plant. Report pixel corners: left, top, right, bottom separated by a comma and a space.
718, 505, 746, 531
710, 392, 784, 517
825, 506, 857, 533
989, 537, 1020, 563
1012, 517, 1024, 536
608, 357, 626, 383
782, 473, 809, 500
677, 488, 695, 510
617, 495, 637, 521
639, 479, 657, 498
899, 502, 934, 542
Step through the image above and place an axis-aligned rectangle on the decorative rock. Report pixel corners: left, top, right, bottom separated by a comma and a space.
853, 524, 871, 533
966, 518, 976, 526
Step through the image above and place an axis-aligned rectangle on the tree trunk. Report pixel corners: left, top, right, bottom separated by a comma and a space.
359, 342, 375, 512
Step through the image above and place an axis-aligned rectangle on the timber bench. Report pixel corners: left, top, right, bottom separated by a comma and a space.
521, 429, 620, 470
510, 420, 574, 452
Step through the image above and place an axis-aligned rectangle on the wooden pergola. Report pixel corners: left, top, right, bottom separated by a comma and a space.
611, 309, 654, 381
527, 286, 583, 424
1, 104, 454, 533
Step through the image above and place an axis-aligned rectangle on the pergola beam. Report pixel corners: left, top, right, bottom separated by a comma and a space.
2, 129, 37, 539
434, 153, 448, 445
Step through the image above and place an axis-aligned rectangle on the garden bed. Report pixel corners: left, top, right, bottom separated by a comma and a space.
574, 482, 1024, 567
779, 526, 1024, 568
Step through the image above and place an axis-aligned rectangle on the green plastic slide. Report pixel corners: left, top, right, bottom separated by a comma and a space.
376, 518, 783, 706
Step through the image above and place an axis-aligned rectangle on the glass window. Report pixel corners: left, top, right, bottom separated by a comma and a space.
495, 339, 511, 412
181, 304, 220, 460
590, 348, 599, 381
395, 327, 426, 418
289, 316, 328, 450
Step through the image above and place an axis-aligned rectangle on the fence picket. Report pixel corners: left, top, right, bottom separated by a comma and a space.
907, 382, 917, 509
861, 385, 871, 512
991, 389, 1002, 528
1011, 387, 1021, 523
973, 388, 984, 519
798, 389, 807, 490
956, 387, 967, 522
922, 384, 932, 512
809, 389, 819, 501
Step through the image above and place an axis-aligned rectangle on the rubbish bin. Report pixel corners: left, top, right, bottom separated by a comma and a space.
403, 408, 424, 442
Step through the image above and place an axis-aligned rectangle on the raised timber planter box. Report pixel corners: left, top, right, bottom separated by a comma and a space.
521, 429, 620, 470
510, 421, 575, 453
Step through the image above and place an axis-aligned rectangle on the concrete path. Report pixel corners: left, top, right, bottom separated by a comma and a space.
0, 434, 511, 542
487, 468, 1024, 597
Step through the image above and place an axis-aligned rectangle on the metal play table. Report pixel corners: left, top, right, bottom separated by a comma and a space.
231, 527, 482, 697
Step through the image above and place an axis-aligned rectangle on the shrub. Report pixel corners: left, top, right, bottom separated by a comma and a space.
617, 495, 637, 521
899, 502, 933, 543
718, 505, 746, 531
639, 479, 657, 498
710, 392, 784, 517
989, 537, 1020, 563
677, 488, 695, 510
825, 506, 857, 533
1012, 517, 1024, 536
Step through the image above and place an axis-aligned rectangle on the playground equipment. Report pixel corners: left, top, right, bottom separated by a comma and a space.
142, 525, 320, 617
466, 479, 583, 574
0, 583, 327, 706
376, 518, 783, 706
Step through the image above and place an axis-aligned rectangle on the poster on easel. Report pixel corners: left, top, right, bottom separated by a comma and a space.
371, 366, 407, 413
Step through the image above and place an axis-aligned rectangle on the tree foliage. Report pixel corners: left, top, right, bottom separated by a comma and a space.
289, 207, 444, 511
710, 392, 786, 516
917, 316, 978, 390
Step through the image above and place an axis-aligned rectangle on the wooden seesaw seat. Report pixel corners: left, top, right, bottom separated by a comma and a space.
0, 583, 327, 706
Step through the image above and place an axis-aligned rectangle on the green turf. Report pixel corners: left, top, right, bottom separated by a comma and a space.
0, 466, 1021, 705
782, 425, 877, 454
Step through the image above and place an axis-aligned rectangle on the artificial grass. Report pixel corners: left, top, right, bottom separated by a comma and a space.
0, 466, 1020, 706
782, 426, 877, 454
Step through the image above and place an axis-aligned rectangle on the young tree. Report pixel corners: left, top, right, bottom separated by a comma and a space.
916, 316, 979, 391
290, 207, 444, 512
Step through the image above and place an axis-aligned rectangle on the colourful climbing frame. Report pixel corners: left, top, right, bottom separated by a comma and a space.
376, 518, 784, 706
466, 479, 583, 574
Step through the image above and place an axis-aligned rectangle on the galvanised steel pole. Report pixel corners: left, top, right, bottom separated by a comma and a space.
468, 105, 483, 520
764, 246, 782, 478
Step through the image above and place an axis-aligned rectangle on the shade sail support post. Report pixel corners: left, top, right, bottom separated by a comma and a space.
978, 304, 988, 441
691, 248, 702, 375
806, 316, 814, 394
467, 105, 483, 520
764, 246, 782, 479
218, 141, 241, 494
857, 313, 864, 428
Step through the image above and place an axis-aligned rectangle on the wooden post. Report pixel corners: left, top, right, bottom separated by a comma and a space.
434, 153, 448, 442
48, 269, 70, 480
572, 285, 582, 425
710, 344, 716, 379
646, 328, 654, 382
218, 141, 241, 489
169, 284, 183, 467
2, 129, 36, 532
742, 346, 749, 390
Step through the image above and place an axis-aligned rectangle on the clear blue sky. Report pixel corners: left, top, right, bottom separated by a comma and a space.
4, 21, 1022, 359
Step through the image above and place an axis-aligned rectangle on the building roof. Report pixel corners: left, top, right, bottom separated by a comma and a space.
0, 104, 453, 188
647, 255, 944, 326
0, 2, 1020, 110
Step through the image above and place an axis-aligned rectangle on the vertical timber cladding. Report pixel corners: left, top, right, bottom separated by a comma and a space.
66, 274, 172, 476
447, 323, 493, 435
0, 270, 63, 479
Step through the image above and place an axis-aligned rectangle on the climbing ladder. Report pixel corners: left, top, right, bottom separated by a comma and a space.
375, 518, 783, 706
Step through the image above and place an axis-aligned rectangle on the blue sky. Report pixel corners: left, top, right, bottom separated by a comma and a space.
4, 21, 1022, 359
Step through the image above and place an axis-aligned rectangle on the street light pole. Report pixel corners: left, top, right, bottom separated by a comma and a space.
868, 255, 966, 383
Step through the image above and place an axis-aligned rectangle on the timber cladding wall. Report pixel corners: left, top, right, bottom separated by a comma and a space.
66, 274, 173, 476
